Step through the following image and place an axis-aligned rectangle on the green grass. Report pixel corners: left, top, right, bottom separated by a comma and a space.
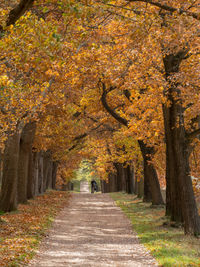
110, 192, 200, 267
0, 210, 5, 215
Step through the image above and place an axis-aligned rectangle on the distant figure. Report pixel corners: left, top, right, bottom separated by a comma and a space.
91, 179, 98, 193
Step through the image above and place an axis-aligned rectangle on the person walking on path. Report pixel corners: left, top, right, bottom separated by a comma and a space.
91, 179, 98, 193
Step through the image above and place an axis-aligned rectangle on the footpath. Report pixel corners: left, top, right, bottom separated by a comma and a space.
29, 191, 158, 267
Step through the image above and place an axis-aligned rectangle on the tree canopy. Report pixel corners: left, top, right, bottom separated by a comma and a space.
0, 0, 200, 235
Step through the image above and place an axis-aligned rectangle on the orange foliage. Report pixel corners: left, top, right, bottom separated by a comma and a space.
0, 191, 70, 266
0, 0, 200, 191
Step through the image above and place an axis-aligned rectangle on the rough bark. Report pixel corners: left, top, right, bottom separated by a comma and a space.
17, 122, 36, 204
46, 161, 53, 189
115, 165, 122, 192
129, 165, 135, 194
102, 163, 134, 194
138, 141, 164, 205
163, 104, 183, 221
68, 182, 73, 191
114, 163, 126, 192
42, 151, 51, 192
33, 152, 39, 196
0, 131, 20, 211
124, 164, 134, 194
0, 150, 2, 187
134, 159, 143, 196
163, 99, 200, 233
100, 180, 105, 193
108, 173, 117, 192
52, 161, 58, 189
27, 149, 34, 199
38, 152, 44, 194
137, 178, 144, 198
163, 52, 200, 235
102, 179, 110, 193
134, 177, 138, 195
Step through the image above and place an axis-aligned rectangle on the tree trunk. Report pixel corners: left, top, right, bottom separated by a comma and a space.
138, 141, 164, 205
115, 163, 126, 192
0, 150, 3, 187
163, 104, 183, 222
0, 131, 20, 211
101, 179, 110, 193
52, 161, 58, 189
134, 158, 142, 195
134, 177, 138, 195
123, 164, 132, 194
42, 151, 51, 192
113, 163, 135, 194
130, 165, 135, 193
46, 161, 53, 189
137, 178, 144, 198
115, 165, 121, 191
100, 179, 105, 193
17, 122, 36, 204
33, 152, 39, 196
126, 164, 134, 194
163, 101, 200, 234
38, 152, 44, 194
163, 52, 200, 235
100, 179, 104, 193
108, 173, 116, 192
27, 149, 34, 199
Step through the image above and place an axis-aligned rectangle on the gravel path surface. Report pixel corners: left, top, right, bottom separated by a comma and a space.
80, 181, 90, 193
29, 193, 158, 267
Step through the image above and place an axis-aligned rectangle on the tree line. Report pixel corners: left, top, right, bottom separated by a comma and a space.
0, 0, 199, 236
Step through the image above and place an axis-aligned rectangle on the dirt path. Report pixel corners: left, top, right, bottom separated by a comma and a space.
80, 181, 90, 193
29, 193, 158, 267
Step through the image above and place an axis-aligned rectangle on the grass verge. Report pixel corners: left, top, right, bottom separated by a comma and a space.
0, 190, 70, 267
110, 192, 200, 267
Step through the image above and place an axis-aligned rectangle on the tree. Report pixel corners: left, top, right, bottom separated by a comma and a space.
0, 0, 199, 236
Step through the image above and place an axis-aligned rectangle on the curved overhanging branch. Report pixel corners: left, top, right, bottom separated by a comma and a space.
68, 121, 115, 152
100, 82, 155, 155
128, 0, 200, 20
100, 81, 128, 127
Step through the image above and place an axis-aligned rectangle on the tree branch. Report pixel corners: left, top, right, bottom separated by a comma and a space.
0, 106, 8, 115
128, 0, 200, 20
68, 123, 104, 151
187, 128, 200, 141
100, 82, 128, 127
7, 0, 35, 26
102, 3, 141, 15
0, 0, 35, 34
123, 89, 132, 102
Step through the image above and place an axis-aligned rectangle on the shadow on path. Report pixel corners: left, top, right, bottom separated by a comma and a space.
29, 193, 158, 267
